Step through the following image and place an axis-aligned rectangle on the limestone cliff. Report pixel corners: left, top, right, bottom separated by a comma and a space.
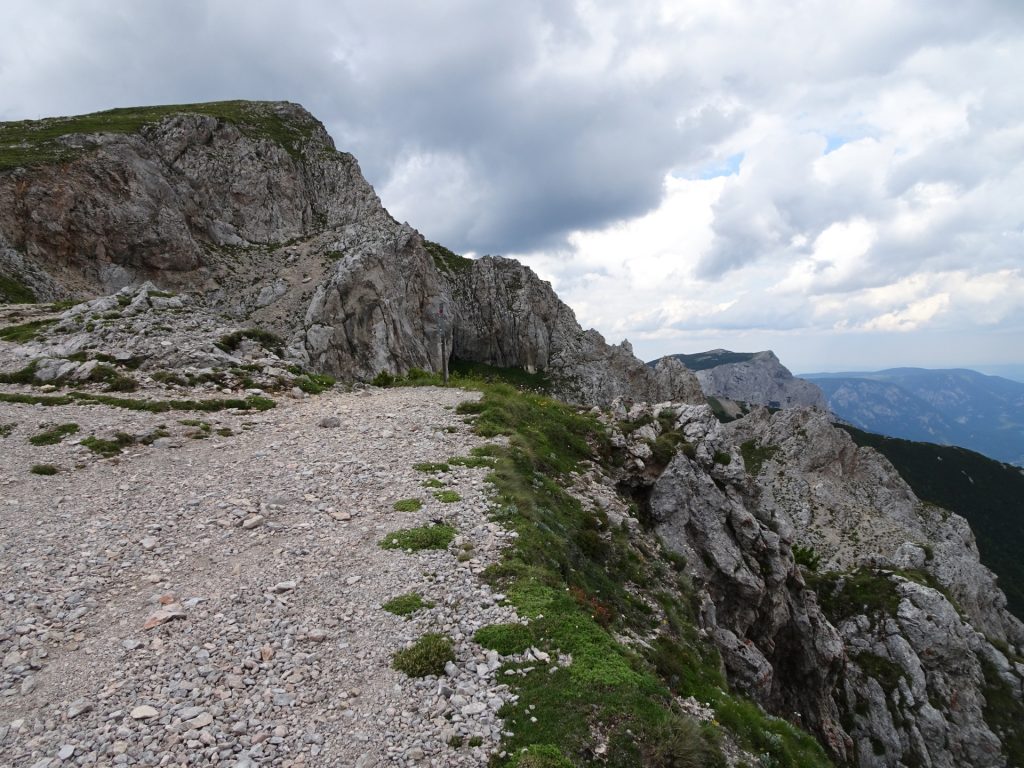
0, 101, 699, 405
657, 349, 828, 410
611, 401, 1024, 767
444, 255, 703, 405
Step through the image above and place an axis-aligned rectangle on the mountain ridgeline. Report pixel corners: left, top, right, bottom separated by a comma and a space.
2, 101, 1024, 768
653, 349, 828, 410
804, 368, 1024, 466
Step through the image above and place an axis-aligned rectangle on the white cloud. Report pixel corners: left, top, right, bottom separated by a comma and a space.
1, 0, 1022, 371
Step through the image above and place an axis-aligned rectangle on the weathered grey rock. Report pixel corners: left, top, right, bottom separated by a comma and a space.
640, 401, 1024, 766
678, 349, 828, 409
303, 227, 452, 381
445, 255, 703, 405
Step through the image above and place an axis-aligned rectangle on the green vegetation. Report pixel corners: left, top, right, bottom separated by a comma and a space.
216, 328, 285, 356
84, 363, 138, 392
413, 461, 450, 473
81, 432, 135, 457
0, 361, 42, 385
980, 656, 1024, 765
851, 652, 905, 692
449, 358, 550, 392
30, 464, 58, 475
28, 422, 79, 445
379, 524, 456, 551
448, 453, 498, 469
434, 490, 461, 503
655, 351, 756, 371
382, 592, 434, 617
0, 390, 275, 412
0, 100, 320, 171
392, 633, 455, 677
0, 319, 56, 342
806, 567, 902, 624
474, 623, 534, 656
422, 478, 445, 488
0, 274, 36, 303
373, 371, 832, 767
840, 424, 1024, 620
739, 439, 780, 475
424, 240, 473, 275
712, 450, 732, 466
793, 545, 822, 572
619, 414, 654, 435
393, 498, 423, 512
0, 423, 14, 437
285, 365, 335, 394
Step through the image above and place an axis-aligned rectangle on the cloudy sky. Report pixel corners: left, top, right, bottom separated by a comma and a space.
3, 1, 1023, 374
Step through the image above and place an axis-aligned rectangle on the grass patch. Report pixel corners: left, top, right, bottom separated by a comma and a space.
392, 633, 455, 677
413, 461, 450, 473
739, 439, 780, 475
0, 100, 321, 171
448, 454, 498, 469
81, 432, 135, 457
434, 490, 461, 503
0, 274, 36, 303
216, 328, 285, 356
0, 361, 42, 385
393, 498, 423, 512
0, 390, 275, 412
30, 464, 58, 475
0, 319, 56, 343
448, 357, 550, 392
85, 363, 138, 392
422, 478, 445, 488
382, 592, 434, 617
980, 656, 1024, 765
286, 365, 335, 394
28, 422, 79, 445
151, 371, 189, 386
379, 524, 456, 551
474, 623, 534, 656
0, 423, 15, 437
424, 240, 474, 275
793, 544, 822, 571
806, 567, 902, 624
851, 652, 905, 691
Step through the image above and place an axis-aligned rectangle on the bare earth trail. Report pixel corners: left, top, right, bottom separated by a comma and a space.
0, 387, 521, 767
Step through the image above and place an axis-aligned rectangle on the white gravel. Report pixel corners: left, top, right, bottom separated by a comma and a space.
0, 385, 525, 767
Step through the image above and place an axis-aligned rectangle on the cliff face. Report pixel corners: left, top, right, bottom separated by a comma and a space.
612, 402, 1024, 768
0, 101, 700, 405
445, 255, 703, 405
662, 349, 828, 409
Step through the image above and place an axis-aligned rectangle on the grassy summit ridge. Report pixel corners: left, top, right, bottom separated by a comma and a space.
0, 100, 319, 170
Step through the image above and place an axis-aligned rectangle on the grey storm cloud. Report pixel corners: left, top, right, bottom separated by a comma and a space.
0, 1, 746, 254
3, 0, 1023, 371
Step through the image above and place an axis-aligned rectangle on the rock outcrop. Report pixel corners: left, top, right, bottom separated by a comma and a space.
444, 255, 704, 405
0, 101, 700, 406
608, 401, 1024, 767
661, 349, 828, 409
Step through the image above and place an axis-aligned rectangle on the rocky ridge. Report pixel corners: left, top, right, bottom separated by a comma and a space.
0, 101, 700, 407
657, 349, 828, 410
608, 399, 1024, 767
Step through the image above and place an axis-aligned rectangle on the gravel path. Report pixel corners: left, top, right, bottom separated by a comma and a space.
0, 386, 523, 767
